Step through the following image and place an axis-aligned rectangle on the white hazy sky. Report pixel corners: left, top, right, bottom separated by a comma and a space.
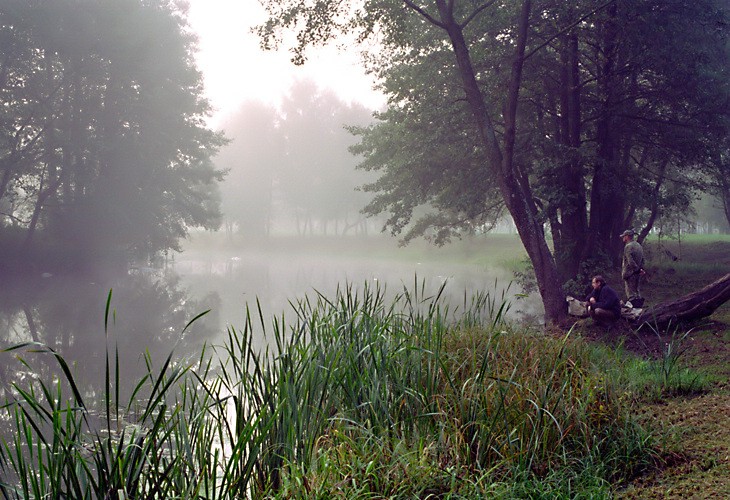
186, 0, 384, 126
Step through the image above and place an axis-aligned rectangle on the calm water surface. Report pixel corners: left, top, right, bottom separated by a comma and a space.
0, 241, 542, 400
175, 245, 542, 334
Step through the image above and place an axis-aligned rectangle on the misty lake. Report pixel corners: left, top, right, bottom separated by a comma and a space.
0, 235, 541, 399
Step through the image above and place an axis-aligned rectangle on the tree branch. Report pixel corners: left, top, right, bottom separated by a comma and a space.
524, 0, 616, 61
0, 212, 31, 225
636, 273, 730, 327
460, 0, 499, 29
403, 0, 445, 29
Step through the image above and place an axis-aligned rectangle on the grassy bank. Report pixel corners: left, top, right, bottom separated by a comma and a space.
0, 286, 650, 498
566, 234, 730, 498
610, 236, 730, 498
1, 236, 728, 498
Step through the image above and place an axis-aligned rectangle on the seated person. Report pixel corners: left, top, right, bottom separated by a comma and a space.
585, 275, 621, 324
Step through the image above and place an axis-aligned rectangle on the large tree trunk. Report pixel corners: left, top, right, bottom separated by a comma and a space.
553, 32, 587, 283
589, 3, 619, 258
636, 157, 668, 245
720, 171, 730, 230
636, 273, 730, 328
435, 0, 567, 324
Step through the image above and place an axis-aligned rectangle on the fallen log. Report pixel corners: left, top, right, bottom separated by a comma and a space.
635, 273, 730, 328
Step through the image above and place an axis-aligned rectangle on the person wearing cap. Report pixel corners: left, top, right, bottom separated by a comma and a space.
620, 229, 645, 304
585, 275, 621, 324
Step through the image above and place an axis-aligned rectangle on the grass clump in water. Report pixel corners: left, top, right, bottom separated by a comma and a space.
1, 282, 657, 498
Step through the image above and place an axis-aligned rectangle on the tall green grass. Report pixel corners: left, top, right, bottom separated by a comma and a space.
1, 282, 656, 498
593, 323, 712, 402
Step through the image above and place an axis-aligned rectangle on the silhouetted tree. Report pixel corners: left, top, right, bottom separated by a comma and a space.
278, 79, 373, 236
216, 79, 374, 239
217, 101, 283, 239
0, 0, 225, 272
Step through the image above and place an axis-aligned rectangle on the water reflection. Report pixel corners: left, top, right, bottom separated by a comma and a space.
0, 271, 219, 403
0, 244, 543, 404
174, 245, 544, 337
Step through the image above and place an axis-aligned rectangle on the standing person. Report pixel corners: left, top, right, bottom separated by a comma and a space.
620, 229, 645, 306
585, 275, 622, 324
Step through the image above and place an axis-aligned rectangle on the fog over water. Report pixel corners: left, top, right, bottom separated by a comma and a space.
174, 238, 543, 337
0, 235, 542, 401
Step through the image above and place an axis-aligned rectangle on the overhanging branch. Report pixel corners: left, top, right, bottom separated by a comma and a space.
403, 0, 445, 29
524, 0, 616, 61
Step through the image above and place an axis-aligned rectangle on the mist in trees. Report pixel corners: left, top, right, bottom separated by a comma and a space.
258, 0, 730, 322
216, 79, 376, 240
0, 0, 225, 276
3, 0, 727, 328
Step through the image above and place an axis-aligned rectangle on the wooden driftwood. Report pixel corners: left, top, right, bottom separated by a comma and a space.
635, 273, 730, 328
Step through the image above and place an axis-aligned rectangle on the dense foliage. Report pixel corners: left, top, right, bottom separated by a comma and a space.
257, 0, 730, 320
0, 0, 225, 273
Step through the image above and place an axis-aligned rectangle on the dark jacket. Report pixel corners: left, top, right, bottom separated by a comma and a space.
585, 284, 621, 317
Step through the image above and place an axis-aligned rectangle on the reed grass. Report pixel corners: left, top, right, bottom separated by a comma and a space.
0, 281, 656, 498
